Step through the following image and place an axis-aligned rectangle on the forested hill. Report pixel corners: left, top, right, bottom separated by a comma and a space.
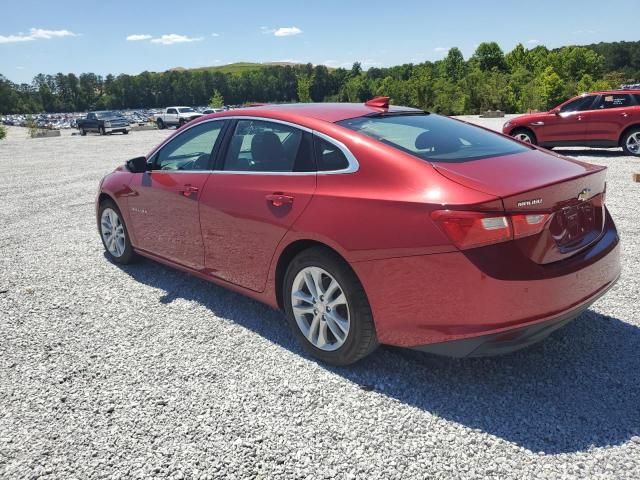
1, 40, 639, 115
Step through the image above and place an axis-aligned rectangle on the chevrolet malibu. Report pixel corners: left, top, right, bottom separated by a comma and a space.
96, 97, 621, 365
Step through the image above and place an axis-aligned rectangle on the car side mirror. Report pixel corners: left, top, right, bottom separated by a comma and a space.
551, 108, 561, 115
126, 156, 150, 173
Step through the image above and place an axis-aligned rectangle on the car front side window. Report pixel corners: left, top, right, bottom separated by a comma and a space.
154, 121, 224, 171
222, 119, 313, 172
559, 96, 596, 113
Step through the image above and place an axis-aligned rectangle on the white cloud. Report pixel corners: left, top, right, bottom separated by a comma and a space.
127, 34, 152, 41
261, 26, 303, 37
434, 46, 449, 53
150, 34, 203, 45
16, 66, 24, 70
527, 39, 540, 45
211, 33, 220, 37
0, 28, 77, 44
274, 26, 302, 37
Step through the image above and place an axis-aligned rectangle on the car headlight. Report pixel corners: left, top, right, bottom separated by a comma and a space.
104, 121, 111, 127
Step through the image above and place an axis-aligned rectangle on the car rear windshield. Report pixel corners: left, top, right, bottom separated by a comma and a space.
337, 114, 528, 163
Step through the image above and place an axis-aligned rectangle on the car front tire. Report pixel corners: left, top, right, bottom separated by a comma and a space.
156, 119, 165, 130
511, 128, 537, 145
283, 247, 378, 366
98, 200, 138, 264
622, 128, 640, 156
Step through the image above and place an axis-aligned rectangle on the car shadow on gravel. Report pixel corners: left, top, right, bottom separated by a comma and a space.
117, 258, 640, 455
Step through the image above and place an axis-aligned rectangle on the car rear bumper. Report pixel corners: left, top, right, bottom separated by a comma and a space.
351, 209, 621, 351
411, 276, 617, 357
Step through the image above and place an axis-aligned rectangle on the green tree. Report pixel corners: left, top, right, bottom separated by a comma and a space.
443, 47, 466, 82
472, 42, 507, 72
296, 75, 312, 102
537, 66, 564, 110
209, 89, 224, 108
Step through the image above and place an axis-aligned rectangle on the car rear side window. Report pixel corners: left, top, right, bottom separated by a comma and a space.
337, 114, 527, 163
314, 136, 349, 171
597, 94, 632, 109
222, 119, 313, 172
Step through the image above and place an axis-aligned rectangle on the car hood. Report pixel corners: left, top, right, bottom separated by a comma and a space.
508, 112, 550, 126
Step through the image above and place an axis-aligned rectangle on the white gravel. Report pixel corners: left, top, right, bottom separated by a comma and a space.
1, 120, 639, 479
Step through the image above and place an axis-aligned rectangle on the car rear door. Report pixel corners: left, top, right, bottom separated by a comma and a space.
582, 93, 635, 143
127, 119, 227, 269
198, 118, 316, 292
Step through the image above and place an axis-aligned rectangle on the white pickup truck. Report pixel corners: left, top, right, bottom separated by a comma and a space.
155, 107, 203, 129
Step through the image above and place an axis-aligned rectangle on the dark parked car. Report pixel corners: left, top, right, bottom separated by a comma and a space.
77, 111, 130, 136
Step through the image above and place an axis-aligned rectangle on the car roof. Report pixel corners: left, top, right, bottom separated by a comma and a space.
583, 89, 640, 95
211, 102, 422, 123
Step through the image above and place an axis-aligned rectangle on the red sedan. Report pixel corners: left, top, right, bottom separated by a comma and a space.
97, 98, 621, 365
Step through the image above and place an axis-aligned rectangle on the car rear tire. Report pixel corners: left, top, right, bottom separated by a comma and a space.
123, 130, 129, 135
511, 128, 537, 145
283, 247, 378, 366
621, 128, 640, 156
156, 119, 165, 130
178, 119, 185, 128
98, 200, 138, 264
80, 129, 86, 136
99, 126, 106, 136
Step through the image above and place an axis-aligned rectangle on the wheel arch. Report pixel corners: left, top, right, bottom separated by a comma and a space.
510, 126, 537, 142
274, 239, 352, 310
618, 123, 640, 146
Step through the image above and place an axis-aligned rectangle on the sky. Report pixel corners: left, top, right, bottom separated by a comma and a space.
1, 0, 639, 84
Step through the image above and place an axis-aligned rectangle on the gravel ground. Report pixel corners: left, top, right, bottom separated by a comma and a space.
1, 119, 639, 479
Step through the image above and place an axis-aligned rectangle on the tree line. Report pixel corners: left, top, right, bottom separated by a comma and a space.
1, 40, 639, 116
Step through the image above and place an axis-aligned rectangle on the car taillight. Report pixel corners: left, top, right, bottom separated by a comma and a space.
431, 211, 512, 250
511, 213, 551, 239
431, 210, 551, 250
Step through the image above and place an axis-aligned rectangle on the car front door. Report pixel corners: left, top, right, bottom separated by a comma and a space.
166, 108, 178, 126
536, 95, 597, 144
198, 118, 316, 292
582, 93, 635, 143
127, 119, 227, 269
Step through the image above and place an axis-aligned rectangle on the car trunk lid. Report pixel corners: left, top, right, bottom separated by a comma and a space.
432, 149, 607, 264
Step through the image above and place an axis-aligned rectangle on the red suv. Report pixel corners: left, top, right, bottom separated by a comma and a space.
503, 90, 640, 156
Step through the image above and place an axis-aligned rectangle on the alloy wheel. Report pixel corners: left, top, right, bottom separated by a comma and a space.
100, 208, 126, 258
514, 132, 532, 143
291, 266, 350, 351
626, 132, 640, 154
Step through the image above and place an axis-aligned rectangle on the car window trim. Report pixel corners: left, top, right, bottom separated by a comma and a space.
147, 118, 228, 173
211, 116, 359, 176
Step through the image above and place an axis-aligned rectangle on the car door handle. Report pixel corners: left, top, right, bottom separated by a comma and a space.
179, 185, 199, 197
266, 193, 294, 207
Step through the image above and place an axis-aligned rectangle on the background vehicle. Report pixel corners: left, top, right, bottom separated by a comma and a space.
155, 107, 202, 129
77, 111, 130, 135
503, 89, 640, 156
97, 99, 620, 365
